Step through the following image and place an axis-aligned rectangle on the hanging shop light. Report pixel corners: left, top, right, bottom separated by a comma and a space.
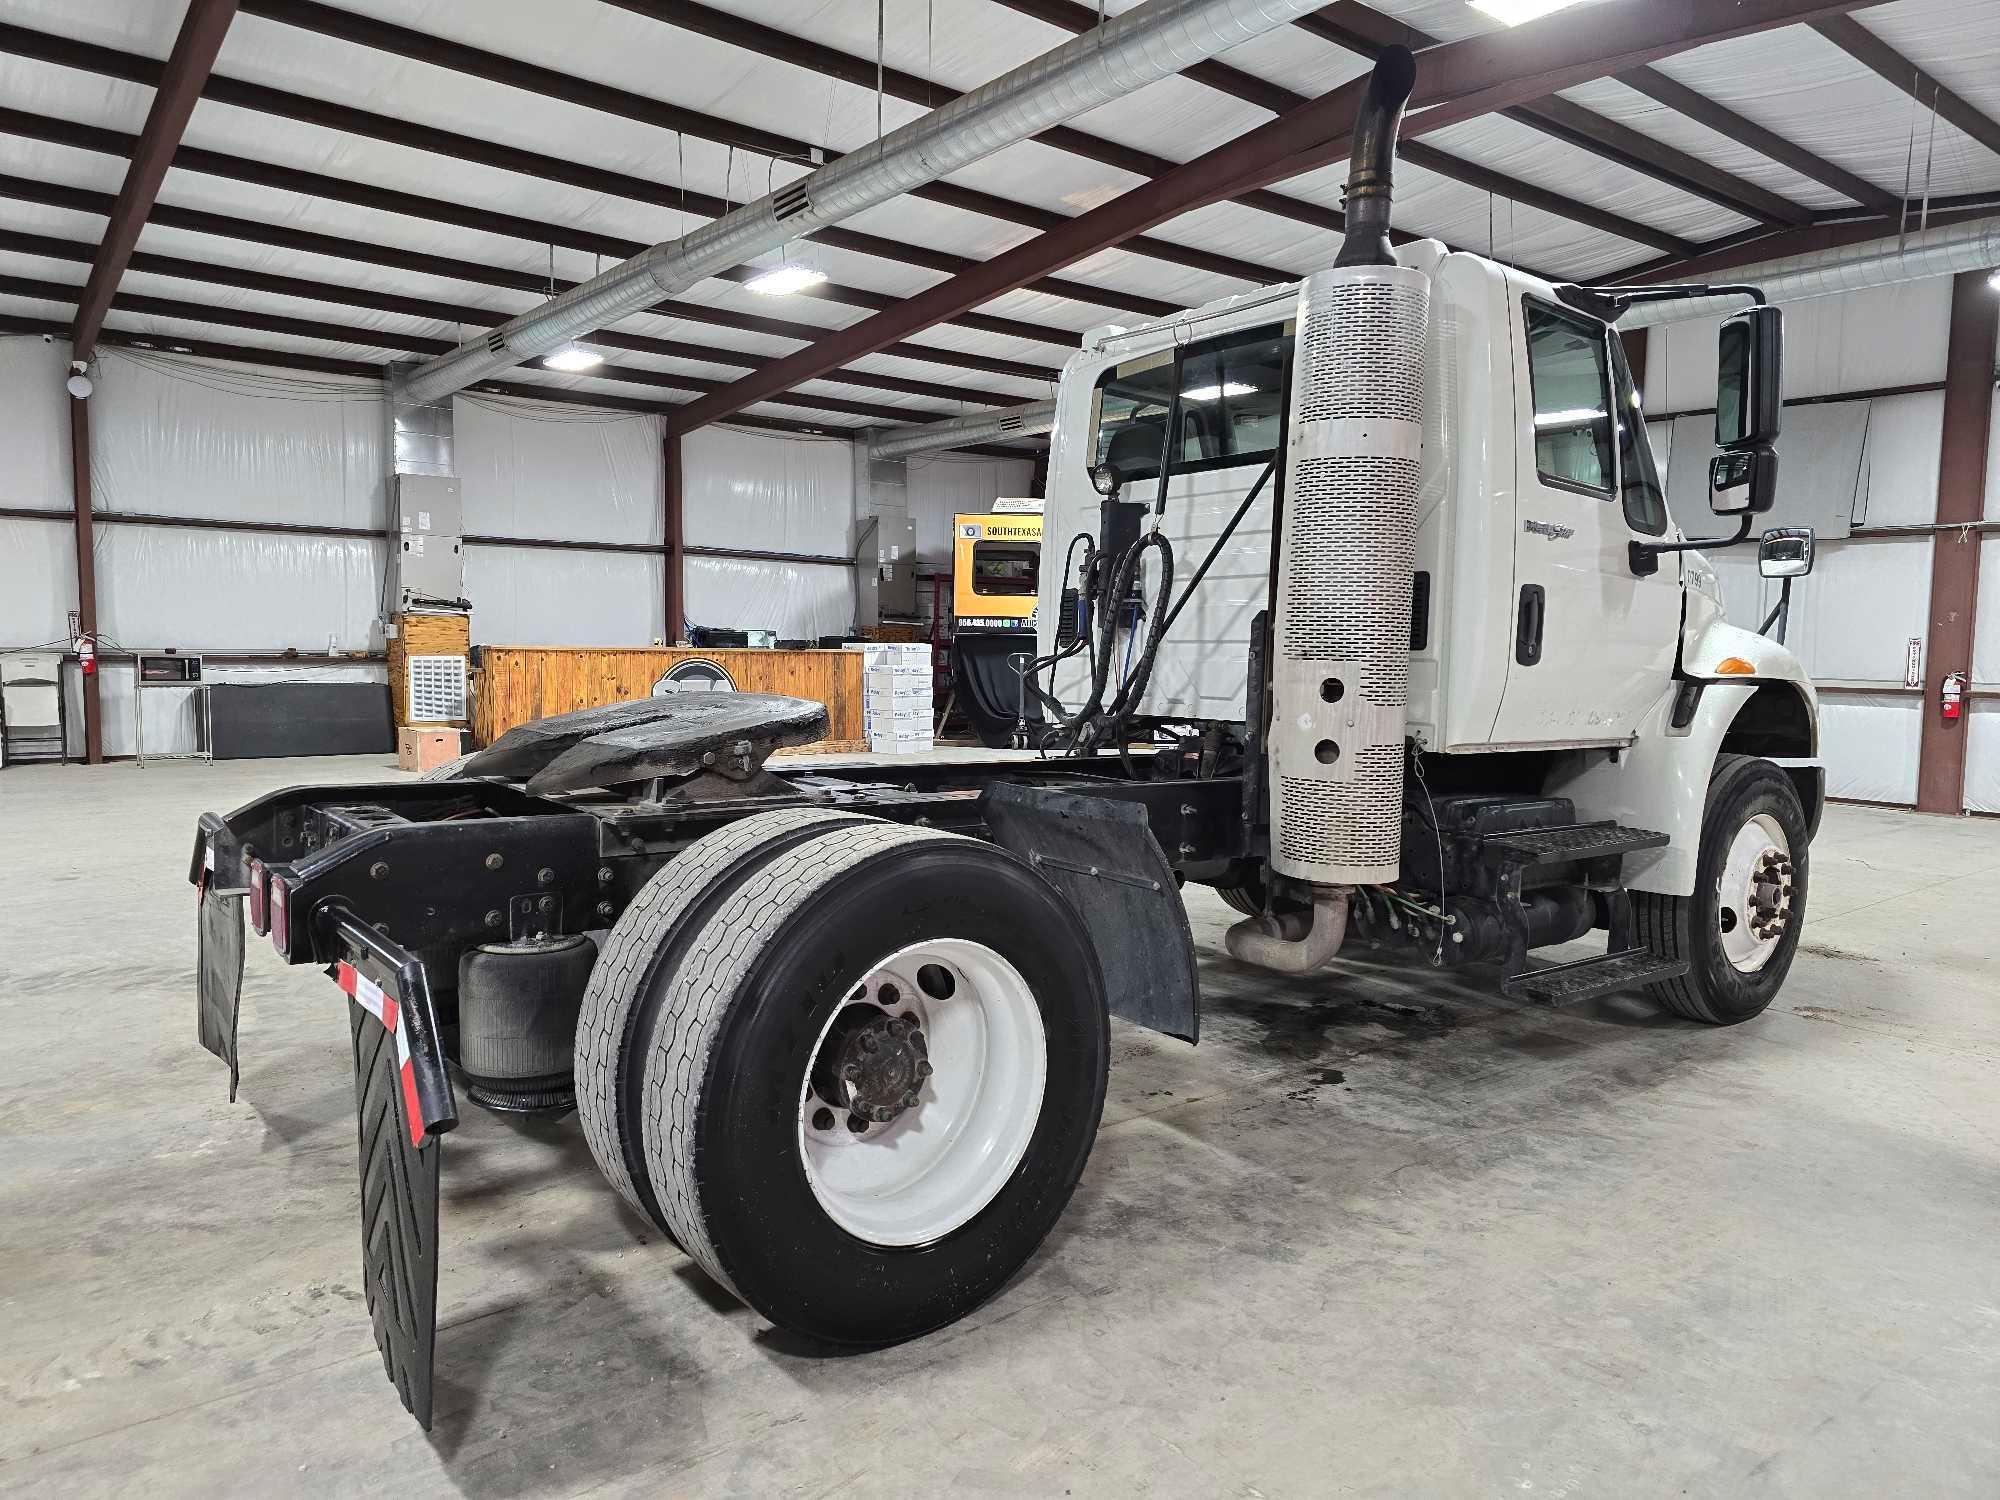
542, 343, 605, 372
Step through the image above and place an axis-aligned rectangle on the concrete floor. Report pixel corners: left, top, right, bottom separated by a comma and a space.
4, 754, 1998, 1498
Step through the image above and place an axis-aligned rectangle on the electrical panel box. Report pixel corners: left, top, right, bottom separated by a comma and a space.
875, 513, 917, 619
390, 474, 466, 610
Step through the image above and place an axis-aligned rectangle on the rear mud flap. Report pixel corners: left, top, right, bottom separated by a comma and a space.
349, 1000, 442, 1429
318, 905, 458, 1430
982, 783, 1200, 1042
197, 889, 247, 1100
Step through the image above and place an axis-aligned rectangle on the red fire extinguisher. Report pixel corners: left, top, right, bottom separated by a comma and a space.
1941, 670, 1967, 723
78, 633, 96, 677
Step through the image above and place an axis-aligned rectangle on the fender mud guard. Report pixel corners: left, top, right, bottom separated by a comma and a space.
197, 889, 247, 1099
982, 782, 1200, 1042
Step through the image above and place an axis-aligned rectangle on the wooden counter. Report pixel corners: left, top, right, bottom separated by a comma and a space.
472, 645, 865, 752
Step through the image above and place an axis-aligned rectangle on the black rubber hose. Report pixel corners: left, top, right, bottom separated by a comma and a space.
1334, 47, 1417, 270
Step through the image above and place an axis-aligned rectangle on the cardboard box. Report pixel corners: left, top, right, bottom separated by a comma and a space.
398, 724, 464, 773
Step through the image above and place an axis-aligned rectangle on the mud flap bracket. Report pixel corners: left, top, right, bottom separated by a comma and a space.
982, 783, 1200, 1042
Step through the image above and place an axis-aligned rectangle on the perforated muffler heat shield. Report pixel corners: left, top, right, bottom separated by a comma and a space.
1269, 264, 1429, 885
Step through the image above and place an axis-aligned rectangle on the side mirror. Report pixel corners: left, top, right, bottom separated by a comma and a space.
1716, 305, 1783, 449
1759, 526, 1815, 579
1710, 444, 1778, 515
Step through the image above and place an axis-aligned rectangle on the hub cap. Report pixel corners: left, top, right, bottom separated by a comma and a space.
1716, 813, 1793, 974
798, 938, 1047, 1247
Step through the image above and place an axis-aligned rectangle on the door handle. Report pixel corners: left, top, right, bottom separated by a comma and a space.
1515, 585, 1545, 666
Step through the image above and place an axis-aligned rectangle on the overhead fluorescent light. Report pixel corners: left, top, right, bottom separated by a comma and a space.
1182, 382, 1258, 401
745, 265, 829, 296
542, 343, 603, 372
1469, 0, 1593, 25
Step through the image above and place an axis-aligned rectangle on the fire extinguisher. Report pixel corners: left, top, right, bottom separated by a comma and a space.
78, 633, 96, 677
1941, 670, 1967, 723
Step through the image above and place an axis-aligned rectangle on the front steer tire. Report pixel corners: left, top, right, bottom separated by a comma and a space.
635, 820, 1109, 1346
1635, 753, 1809, 1025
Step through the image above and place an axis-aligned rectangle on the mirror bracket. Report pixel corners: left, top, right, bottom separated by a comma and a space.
1630, 513, 1754, 575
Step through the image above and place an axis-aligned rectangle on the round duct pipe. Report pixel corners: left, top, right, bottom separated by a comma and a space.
1618, 216, 2000, 328
868, 401, 1058, 460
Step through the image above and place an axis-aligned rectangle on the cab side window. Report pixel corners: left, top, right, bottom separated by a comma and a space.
1089, 324, 1290, 483
1610, 336, 1668, 536
1524, 302, 1615, 496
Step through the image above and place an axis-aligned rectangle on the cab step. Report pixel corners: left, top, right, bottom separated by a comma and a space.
1501, 947, 1688, 1006
1480, 821, 1668, 870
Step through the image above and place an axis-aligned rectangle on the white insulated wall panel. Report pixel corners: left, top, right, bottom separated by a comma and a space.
1855, 390, 1944, 529
94, 526, 384, 653
0, 520, 75, 648
1965, 703, 2000, 815
454, 398, 662, 544
463, 544, 663, 648
1817, 694, 1921, 805
1645, 277, 1953, 414
681, 426, 853, 557
0, 339, 77, 647
682, 554, 852, 641
1780, 536, 1933, 684
906, 453, 1038, 565
89, 351, 386, 528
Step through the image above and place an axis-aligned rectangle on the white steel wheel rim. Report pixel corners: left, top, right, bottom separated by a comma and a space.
1716, 812, 1792, 974
798, 938, 1047, 1248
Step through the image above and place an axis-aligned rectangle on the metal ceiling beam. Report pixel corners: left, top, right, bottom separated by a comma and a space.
0, 208, 1033, 409
0, 21, 1120, 341
71, 0, 238, 356
670, 0, 1877, 435
1611, 65, 1898, 215
603, 0, 1343, 236
990, 0, 1695, 255
4, 269, 952, 425
241, 0, 1295, 289
0, 108, 1063, 378
1810, 15, 2000, 162
1613, 201, 2000, 284
1302, 2, 1826, 227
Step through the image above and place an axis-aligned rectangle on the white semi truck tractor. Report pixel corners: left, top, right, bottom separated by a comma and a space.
188, 49, 1818, 1428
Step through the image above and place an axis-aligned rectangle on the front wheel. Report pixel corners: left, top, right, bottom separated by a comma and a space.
1635, 753, 1808, 1024
635, 821, 1109, 1344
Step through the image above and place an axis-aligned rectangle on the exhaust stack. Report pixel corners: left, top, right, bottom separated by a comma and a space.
1243, 48, 1428, 975
1334, 47, 1417, 269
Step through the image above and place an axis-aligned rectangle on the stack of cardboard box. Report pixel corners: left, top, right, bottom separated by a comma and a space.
849, 643, 933, 754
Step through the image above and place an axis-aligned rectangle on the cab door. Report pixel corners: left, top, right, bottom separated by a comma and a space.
1484, 296, 1681, 747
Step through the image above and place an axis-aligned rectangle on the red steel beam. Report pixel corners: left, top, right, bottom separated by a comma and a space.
664, 432, 686, 646
67, 389, 102, 764
70, 0, 239, 357
669, 0, 1872, 435
1914, 271, 1997, 814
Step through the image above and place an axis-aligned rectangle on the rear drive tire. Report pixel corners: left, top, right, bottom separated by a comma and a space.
1636, 753, 1807, 1025
574, 808, 876, 1230
635, 820, 1108, 1345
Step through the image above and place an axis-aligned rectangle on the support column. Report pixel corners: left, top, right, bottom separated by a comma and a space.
68, 387, 102, 764
664, 430, 685, 645
1915, 271, 1998, 814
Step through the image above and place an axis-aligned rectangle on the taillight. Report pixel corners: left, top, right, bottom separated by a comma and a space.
245, 857, 269, 935
268, 876, 291, 956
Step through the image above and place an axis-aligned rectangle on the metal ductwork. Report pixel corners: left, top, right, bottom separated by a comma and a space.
1619, 216, 2000, 327
868, 401, 1058, 460
397, 0, 1336, 405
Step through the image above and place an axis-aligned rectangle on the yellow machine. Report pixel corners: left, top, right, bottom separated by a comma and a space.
951, 508, 1043, 628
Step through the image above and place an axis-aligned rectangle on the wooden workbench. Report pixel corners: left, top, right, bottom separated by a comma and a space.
471, 645, 866, 753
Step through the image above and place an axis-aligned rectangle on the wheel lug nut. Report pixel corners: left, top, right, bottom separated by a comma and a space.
915, 1059, 933, 1078
846, 1114, 868, 1134
902, 1091, 920, 1108
859, 1033, 880, 1054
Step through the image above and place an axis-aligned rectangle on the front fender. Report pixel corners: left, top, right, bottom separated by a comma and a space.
1682, 617, 1817, 700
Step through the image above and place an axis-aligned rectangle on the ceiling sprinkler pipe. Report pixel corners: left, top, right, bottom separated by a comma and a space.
868, 400, 1058, 459
398, 0, 1339, 405
1618, 216, 2000, 327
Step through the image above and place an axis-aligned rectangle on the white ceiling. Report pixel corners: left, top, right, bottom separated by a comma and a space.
0, 0, 1995, 434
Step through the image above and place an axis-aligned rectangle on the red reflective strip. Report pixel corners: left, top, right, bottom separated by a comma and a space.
399, 1060, 425, 1148
378, 993, 399, 1037
334, 960, 358, 995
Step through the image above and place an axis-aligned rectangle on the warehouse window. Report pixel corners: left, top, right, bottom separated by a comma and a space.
1090, 323, 1290, 484
1525, 301, 1615, 496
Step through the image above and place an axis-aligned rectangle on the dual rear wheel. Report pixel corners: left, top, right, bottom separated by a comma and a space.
575, 811, 1108, 1343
